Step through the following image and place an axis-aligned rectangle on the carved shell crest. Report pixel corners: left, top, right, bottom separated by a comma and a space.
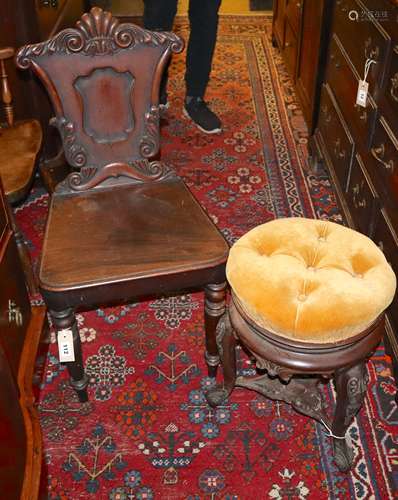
16, 7, 184, 67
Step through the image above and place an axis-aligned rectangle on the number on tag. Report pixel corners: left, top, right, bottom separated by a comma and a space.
356, 80, 369, 107
57, 328, 75, 362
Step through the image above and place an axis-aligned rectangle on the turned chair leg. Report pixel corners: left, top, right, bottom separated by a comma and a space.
332, 361, 368, 472
206, 311, 237, 407
50, 308, 89, 402
204, 282, 227, 377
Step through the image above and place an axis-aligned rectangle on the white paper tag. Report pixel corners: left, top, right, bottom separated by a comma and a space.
57, 328, 75, 362
356, 80, 369, 107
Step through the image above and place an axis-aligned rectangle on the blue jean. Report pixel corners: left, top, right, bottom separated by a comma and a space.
143, 0, 222, 98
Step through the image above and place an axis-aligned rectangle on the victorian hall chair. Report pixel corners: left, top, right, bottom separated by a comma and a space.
16, 7, 229, 402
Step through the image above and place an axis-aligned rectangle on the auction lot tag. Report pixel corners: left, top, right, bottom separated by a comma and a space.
356, 80, 369, 107
57, 328, 75, 362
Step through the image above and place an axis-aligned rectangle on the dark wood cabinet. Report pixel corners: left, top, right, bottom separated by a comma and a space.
310, 0, 398, 393
272, 0, 333, 132
0, 179, 46, 499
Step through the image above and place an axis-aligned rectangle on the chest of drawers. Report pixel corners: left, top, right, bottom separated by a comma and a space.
309, 0, 398, 397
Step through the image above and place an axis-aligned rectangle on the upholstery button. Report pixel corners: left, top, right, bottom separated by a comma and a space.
307, 266, 315, 272
353, 273, 363, 279
318, 237, 326, 242
298, 294, 307, 301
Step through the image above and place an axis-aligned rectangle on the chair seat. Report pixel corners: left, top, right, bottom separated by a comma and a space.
227, 217, 396, 344
40, 178, 229, 291
0, 120, 42, 203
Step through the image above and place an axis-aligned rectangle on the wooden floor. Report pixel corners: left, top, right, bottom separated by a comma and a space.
111, 0, 262, 17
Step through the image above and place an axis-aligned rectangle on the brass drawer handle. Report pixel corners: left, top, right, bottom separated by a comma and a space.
377, 240, 392, 265
333, 138, 346, 159
354, 104, 367, 122
390, 73, 398, 103
371, 143, 394, 171
7, 300, 23, 326
338, 1, 347, 13
331, 51, 341, 69
41, 0, 58, 7
321, 105, 332, 123
364, 37, 379, 61
352, 182, 367, 209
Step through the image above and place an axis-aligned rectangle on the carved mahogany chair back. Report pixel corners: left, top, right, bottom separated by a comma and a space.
15, 8, 229, 404
16, 7, 183, 192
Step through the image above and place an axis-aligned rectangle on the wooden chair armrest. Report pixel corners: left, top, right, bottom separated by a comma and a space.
0, 47, 15, 61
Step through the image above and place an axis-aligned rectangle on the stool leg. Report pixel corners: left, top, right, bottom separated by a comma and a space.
204, 282, 227, 378
50, 308, 89, 403
206, 311, 237, 407
332, 361, 368, 472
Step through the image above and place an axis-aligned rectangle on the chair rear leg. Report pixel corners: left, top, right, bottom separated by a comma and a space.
50, 308, 89, 402
7, 206, 38, 295
204, 282, 227, 377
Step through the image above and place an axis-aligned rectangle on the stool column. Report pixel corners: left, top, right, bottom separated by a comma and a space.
204, 282, 227, 377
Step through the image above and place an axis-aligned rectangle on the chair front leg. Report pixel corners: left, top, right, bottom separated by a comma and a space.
204, 282, 227, 377
332, 361, 368, 472
50, 308, 89, 403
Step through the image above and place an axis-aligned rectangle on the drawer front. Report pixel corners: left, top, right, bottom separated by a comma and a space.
318, 84, 354, 190
373, 210, 398, 334
346, 154, 377, 235
0, 237, 31, 378
283, 19, 298, 77
369, 117, 398, 207
285, 0, 302, 36
327, 35, 377, 149
382, 43, 398, 139
333, 0, 390, 97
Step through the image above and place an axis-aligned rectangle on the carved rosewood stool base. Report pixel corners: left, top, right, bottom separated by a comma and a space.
207, 298, 385, 472
206, 218, 397, 472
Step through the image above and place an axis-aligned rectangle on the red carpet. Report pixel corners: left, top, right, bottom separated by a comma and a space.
16, 15, 398, 499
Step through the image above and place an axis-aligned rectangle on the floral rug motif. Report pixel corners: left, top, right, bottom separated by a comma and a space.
16, 15, 398, 499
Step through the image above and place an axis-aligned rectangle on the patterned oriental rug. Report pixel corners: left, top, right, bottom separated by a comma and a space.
15, 15, 398, 499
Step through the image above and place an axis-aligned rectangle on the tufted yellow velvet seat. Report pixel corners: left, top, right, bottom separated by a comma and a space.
227, 217, 396, 344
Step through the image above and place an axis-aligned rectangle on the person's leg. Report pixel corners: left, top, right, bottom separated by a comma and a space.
143, 0, 178, 106
143, 0, 177, 31
185, 0, 222, 98
184, 0, 223, 133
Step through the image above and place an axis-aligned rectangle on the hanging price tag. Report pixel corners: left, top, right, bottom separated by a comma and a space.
356, 80, 369, 107
356, 58, 376, 108
57, 328, 75, 362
